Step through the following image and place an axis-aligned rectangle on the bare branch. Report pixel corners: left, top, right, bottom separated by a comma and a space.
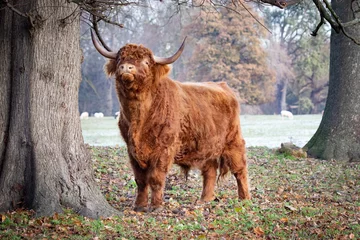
90, 11, 124, 28
250, 0, 359, 44
233, 0, 272, 33
342, 18, 360, 28
313, 81, 329, 95
208, 0, 272, 34
73, 0, 360, 45
294, 0, 360, 45
92, 15, 113, 52
2, 0, 28, 18
72, 0, 138, 28
311, 0, 340, 33
60, 4, 80, 25
192, 0, 206, 8
321, 0, 360, 45
311, 15, 325, 36
324, 0, 360, 44
339, 28, 360, 45
253, 0, 301, 9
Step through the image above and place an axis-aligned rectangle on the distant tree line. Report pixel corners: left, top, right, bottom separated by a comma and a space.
264, 0, 329, 114
79, 0, 329, 115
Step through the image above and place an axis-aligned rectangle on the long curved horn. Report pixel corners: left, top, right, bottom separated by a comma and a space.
90, 29, 117, 59
153, 37, 187, 65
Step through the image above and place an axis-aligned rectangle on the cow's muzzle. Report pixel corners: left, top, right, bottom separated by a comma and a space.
121, 73, 135, 82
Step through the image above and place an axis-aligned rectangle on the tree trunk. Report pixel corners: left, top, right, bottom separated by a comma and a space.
102, 80, 113, 116
280, 79, 288, 111
0, 0, 118, 217
305, 0, 360, 161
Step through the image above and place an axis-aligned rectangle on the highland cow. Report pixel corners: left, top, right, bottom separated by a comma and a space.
91, 30, 250, 212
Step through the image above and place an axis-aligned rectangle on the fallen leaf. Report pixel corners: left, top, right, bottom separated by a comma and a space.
284, 205, 297, 212
277, 187, 284, 195
254, 226, 264, 236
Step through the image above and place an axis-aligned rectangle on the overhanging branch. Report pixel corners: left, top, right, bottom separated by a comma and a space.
322, 0, 360, 45
72, 0, 360, 45
2, 0, 47, 28
342, 18, 360, 28
311, 14, 325, 36
256, 0, 301, 8
71, 0, 138, 28
2, 0, 28, 18
311, 0, 340, 33
259, 0, 360, 45
233, 0, 272, 33
91, 15, 112, 52
88, 10, 124, 28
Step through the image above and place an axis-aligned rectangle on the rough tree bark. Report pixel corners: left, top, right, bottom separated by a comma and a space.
305, 0, 360, 161
0, 0, 118, 217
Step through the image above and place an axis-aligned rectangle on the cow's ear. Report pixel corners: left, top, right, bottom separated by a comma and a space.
154, 64, 171, 80
104, 59, 117, 77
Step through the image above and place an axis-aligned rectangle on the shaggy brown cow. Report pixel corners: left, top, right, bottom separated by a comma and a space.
91, 30, 251, 212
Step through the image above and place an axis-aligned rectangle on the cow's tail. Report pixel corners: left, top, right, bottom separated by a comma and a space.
179, 164, 190, 181
218, 156, 230, 182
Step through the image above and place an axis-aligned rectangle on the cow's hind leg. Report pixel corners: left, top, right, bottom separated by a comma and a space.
200, 159, 218, 202
222, 138, 251, 200
130, 156, 149, 212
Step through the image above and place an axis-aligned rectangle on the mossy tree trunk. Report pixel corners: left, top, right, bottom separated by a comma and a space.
305, 0, 360, 161
0, 0, 118, 217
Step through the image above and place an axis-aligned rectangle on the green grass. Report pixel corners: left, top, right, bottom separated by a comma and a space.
81, 117, 124, 147
81, 114, 323, 148
240, 114, 322, 147
1, 146, 359, 239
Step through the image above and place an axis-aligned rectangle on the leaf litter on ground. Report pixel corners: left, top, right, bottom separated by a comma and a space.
1, 145, 359, 239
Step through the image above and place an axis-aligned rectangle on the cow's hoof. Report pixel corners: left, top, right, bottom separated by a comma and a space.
149, 206, 163, 213
199, 196, 216, 203
134, 206, 148, 212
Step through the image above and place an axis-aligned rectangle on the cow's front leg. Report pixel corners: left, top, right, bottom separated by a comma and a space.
200, 159, 218, 202
148, 171, 166, 211
148, 157, 171, 211
130, 155, 149, 212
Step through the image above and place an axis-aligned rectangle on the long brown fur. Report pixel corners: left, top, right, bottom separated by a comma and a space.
104, 43, 251, 212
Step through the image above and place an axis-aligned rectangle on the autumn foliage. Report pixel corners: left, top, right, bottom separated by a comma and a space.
181, 5, 276, 105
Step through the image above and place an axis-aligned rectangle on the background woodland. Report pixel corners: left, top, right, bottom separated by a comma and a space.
79, 0, 330, 116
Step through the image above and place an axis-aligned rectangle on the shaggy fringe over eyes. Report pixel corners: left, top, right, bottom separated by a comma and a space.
120, 44, 154, 64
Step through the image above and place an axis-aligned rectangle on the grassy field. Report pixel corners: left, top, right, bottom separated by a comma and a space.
81, 114, 323, 148
1, 146, 359, 239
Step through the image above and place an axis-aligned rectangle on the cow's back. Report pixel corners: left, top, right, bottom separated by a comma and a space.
178, 81, 239, 124
174, 81, 241, 166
